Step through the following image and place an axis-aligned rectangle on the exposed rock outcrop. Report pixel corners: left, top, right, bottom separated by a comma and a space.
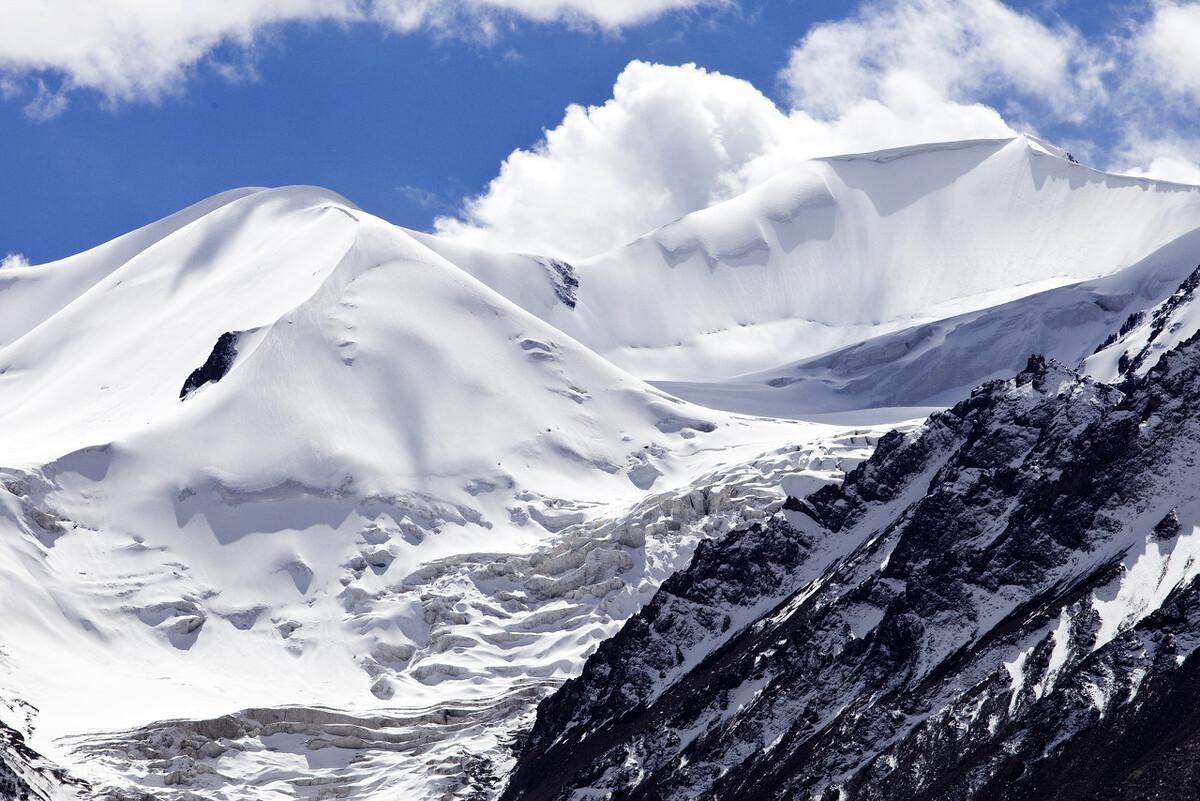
179, 331, 240, 399
504, 339, 1200, 801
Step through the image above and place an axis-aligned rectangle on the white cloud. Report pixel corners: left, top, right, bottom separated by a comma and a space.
1111, 130, 1200, 185
0, 0, 720, 114
373, 0, 722, 32
1099, 1, 1200, 182
435, 1, 1058, 262
1134, 1, 1200, 105
1126, 154, 1200, 186
22, 80, 69, 120
0, 0, 352, 107
397, 183, 456, 212
436, 60, 1018, 259
0, 252, 30, 269
782, 0, 1104, 123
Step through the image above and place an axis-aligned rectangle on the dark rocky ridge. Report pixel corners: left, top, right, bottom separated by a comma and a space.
503, 337, 1200, 801
1097, 264, 1200, 379
0, 717, 84, 800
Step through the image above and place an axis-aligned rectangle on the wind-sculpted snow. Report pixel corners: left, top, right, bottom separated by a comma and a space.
562, 136, 1200, 384
503, 339, 1200, 801
421, 136, 1200, 417
659, 240, 1200, 415
658, 211, 1200, 417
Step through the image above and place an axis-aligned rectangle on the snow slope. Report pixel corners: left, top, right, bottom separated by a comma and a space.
0, 184, 889, 799
0, 188, 260, 349
661, 228, 1200, 415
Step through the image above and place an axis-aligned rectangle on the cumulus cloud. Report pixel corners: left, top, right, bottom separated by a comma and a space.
436, 0, 1200, 260
0, 0, 720, 114
438, 0, 1081, 260
435, 61, 801, 258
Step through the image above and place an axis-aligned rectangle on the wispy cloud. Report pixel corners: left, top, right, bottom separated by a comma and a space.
0, 252, 31, 269
396, 184, 457, 213
22, 80, 69, 121
780, 0, 1106, 125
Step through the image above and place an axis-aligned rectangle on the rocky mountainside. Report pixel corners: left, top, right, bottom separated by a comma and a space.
0, 709, 81, 801
504, 331, 1200, 800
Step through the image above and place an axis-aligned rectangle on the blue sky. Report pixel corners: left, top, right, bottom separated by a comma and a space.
0, 0, 1193, 263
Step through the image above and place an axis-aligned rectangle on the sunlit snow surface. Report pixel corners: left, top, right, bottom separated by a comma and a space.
2, 135, 1200, 799
0, 183, 889, 799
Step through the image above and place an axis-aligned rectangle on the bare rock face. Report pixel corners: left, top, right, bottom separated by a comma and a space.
0, 717, 83, 800
503, 337, 1200, 801
1091, 264, 1200, 381
538, 258, 580, 310
180, 331, 240, 399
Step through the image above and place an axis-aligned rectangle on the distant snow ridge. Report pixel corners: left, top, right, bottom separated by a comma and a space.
557, 136, 1200, 388
417, 135, 1200, 415
3, 137, 1200, 801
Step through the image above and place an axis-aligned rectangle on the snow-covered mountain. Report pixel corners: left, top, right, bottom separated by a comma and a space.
667, 238, 1200, 416
0, 183, 879, 799
4, 136, 1200, 800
